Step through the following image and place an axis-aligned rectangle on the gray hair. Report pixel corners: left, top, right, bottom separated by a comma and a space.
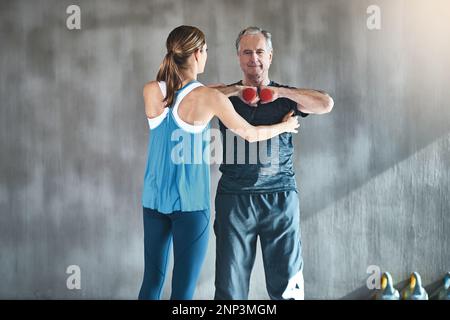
235, 26, 273, 53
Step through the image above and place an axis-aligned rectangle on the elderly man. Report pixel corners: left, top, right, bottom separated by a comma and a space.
212, 26, 333, 300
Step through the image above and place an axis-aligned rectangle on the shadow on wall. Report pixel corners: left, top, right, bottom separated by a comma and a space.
294, 0, 450, 221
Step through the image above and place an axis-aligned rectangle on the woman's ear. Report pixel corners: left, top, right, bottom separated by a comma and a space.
193, 48, 201, 62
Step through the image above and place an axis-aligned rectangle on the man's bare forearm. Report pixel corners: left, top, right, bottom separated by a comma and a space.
277, 87, 334, 114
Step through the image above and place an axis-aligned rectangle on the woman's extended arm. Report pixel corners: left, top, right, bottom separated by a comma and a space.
209, 89, 299, 143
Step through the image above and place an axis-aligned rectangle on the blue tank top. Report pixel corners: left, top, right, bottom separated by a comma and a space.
142, 80, 211, 213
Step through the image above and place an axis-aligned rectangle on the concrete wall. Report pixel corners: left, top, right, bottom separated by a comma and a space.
1, 0, 449, 299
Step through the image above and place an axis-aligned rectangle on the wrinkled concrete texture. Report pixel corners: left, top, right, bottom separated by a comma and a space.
1, 0, 449, 299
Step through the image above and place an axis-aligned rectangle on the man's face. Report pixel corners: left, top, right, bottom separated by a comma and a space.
237, 33, 272, 78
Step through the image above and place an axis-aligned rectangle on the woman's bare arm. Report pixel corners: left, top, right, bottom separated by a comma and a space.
208, 89, 299, 143
143, 81, 166, 119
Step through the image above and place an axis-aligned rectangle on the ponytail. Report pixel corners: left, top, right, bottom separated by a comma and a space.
156, 52, 184, 107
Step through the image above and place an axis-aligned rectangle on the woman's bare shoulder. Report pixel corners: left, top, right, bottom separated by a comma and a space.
143, 81, 165, 118
143, 81, 161, 97
195, 86, 227, 101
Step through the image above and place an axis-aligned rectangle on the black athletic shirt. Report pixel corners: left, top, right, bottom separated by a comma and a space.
217, 80, 308, 194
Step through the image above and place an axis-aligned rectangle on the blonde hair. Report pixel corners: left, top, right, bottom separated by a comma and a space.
156, 25, 206, 107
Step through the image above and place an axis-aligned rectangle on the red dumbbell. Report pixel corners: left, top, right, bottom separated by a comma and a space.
242, 88, 257, 104
259, 88, 273, 103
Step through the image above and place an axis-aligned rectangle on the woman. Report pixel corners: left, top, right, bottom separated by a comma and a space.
139, 25, 299, 300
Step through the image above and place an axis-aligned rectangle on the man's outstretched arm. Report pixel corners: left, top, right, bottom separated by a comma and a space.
270, 87, 334, 114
